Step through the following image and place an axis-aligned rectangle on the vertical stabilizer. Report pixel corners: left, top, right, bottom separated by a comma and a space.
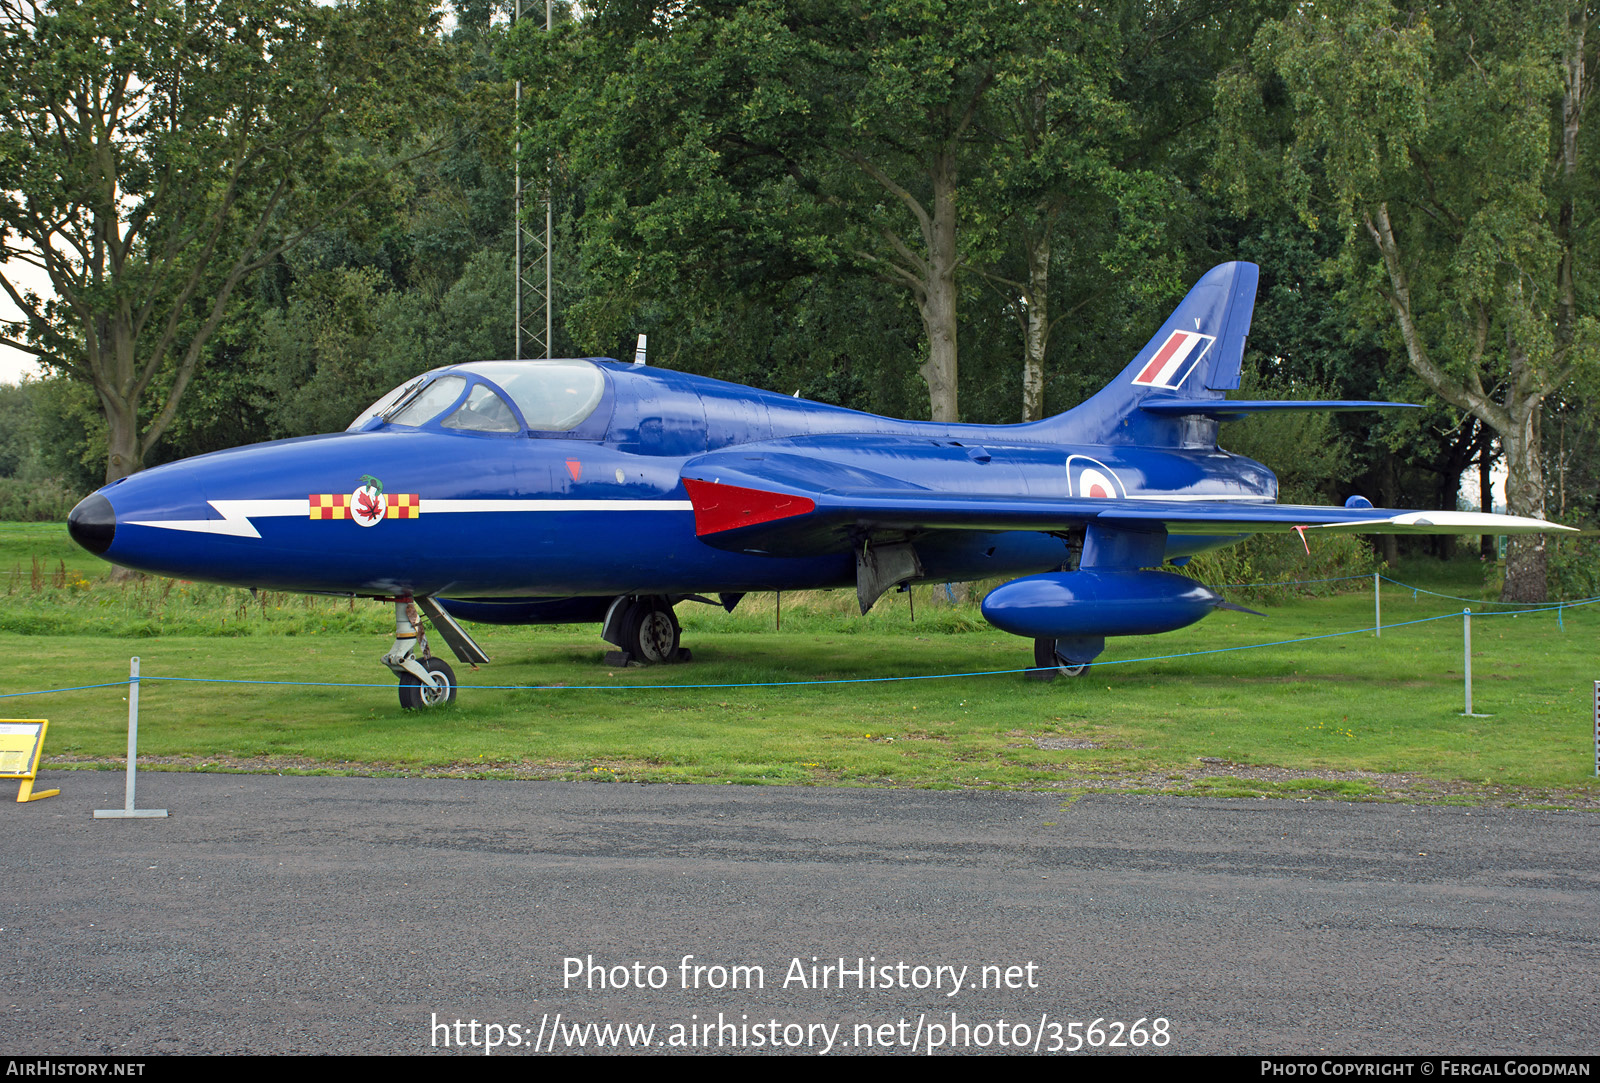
1036, 262, 1258, 447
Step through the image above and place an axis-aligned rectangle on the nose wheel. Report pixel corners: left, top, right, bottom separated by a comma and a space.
399, 657, 457, 709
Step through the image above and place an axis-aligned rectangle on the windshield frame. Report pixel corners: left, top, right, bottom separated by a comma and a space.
346, 360, 615, 439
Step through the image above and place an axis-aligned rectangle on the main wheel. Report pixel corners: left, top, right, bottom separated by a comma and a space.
398, 657, 457, 709
1028, 638, 1092, 681
623, 598, 681, 663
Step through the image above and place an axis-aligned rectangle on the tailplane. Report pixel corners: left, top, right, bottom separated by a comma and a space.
1030, 261, 1416, 446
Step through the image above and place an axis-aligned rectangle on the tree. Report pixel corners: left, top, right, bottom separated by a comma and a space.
1217, 0, 1600, 599
967, 16, 1181, 422
518, 0, 1162, 423
0, 0, 451, 483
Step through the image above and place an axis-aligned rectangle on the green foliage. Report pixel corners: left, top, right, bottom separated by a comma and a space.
248, 249, 515, 439
513, 0, 1209, 423
0, 478, 78, 522
1185, 532, 1379, 605
1544, 533, 1600, 602
1216, 0, 1600, 598
0, 0, 456, 480
1220, 364, 1352, 505
1184, 360, 1380, 599
0, 380, 101, 510
232, 7, 519, 442
0, 383, 36, 479
251, 267, 407, 438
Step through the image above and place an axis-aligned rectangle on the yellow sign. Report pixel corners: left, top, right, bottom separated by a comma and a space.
1, 719, 58, 802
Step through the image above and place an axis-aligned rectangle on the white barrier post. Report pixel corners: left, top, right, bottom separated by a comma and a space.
95, 656, 167, 819
1374, 572, 1381, 637
1461, 609, 1489, 718
1593, 682, 1598, 778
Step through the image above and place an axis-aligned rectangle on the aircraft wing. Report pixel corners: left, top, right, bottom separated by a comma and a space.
679, 452, 1570, 557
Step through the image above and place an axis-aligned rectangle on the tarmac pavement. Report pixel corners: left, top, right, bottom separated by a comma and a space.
3, 770, 1597, 1055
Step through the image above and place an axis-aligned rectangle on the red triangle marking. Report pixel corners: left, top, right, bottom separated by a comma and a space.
681, 478, 817, 536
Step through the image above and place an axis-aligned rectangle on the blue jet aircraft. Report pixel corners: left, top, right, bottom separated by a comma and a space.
66, 262, 1568, 707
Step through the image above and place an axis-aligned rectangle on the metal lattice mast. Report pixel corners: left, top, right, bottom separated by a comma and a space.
514, 1, 554, 360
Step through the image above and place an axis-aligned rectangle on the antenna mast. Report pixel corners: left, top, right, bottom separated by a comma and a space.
514, 1, 554, 360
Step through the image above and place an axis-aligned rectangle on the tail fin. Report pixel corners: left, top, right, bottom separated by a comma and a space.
1036, 261, 1259, 447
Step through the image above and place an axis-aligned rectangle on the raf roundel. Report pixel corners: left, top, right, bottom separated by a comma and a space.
1065, 454, 1126, 499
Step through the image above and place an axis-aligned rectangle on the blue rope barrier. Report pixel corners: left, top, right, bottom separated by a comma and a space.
5, 610, 1485, 698
0, 679, 135, 699
1377, 574, 1600, 608
2, 579, 1593, 701
1206, 574, 1371, 589
1460, 596, 1600, 617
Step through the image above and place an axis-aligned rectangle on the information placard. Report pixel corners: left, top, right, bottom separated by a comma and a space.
0, 719, 58, 801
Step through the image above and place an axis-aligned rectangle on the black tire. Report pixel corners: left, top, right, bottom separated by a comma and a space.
398, 657, 457, 709
623, 598, 681, 664
1029, 638, 1092, 681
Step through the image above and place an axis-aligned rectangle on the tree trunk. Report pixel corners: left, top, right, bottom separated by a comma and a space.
915, 150, 961, 423
1364, 202, 1551, 599
1019, 231, 1049, 423
1478, 438, 1495, 561
101, 393, 140, 485
1499, 401, 1548, 602
91, 309, 141, 484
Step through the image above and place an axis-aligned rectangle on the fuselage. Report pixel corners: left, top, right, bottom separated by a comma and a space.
69, 359, 1277, 598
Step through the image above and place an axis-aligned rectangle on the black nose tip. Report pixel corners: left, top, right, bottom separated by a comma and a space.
67, 493, 115, 555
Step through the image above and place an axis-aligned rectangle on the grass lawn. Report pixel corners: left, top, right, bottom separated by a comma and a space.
4, 520, 1597, 805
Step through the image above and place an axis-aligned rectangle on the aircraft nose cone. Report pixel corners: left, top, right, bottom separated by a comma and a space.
67, 493, 115, 556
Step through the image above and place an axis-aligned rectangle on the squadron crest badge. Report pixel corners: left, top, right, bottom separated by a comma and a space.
309, 475, 419, 526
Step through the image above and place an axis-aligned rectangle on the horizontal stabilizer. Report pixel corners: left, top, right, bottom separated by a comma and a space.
1139, 398, 1420, 421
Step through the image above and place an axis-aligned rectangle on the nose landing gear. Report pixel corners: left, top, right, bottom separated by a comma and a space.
383, 598, 458, 708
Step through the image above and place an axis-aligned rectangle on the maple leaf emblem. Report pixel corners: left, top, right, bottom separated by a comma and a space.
355, 489, 385, 522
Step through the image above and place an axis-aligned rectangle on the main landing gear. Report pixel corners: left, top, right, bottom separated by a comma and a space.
1028, 637, 1093, 681
601, 595, 690, 666
383, 598, 458, 709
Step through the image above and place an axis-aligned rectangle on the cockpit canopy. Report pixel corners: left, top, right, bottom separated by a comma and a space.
348, 360, 608, 435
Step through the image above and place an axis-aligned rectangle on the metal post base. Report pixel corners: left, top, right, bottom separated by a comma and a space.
94, 656, 167, 819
